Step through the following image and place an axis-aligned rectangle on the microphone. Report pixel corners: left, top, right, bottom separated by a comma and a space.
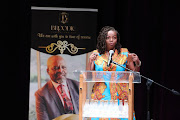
107, 50, 114, 67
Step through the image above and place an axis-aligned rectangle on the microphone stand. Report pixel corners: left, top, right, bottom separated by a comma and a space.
111, 60, 180, 120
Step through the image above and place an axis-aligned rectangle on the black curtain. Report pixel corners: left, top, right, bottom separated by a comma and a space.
10, 0, 180, 120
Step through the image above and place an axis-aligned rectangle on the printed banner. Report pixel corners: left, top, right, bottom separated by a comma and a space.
31, 7, 97, 55
29, 7, 97, 120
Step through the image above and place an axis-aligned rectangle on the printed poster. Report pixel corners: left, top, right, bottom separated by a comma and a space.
29, 7, 97, 120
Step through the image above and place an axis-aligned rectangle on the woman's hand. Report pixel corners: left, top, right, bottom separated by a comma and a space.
89, 52, 98, 63
87, 52, 98, 70
131, 53, 141, 67
128, 53, 141, 72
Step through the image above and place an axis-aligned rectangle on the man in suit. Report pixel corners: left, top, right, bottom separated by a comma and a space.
35, 55, 79, 120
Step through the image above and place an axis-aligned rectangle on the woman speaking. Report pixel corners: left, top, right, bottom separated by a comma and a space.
87, 26, 141, 120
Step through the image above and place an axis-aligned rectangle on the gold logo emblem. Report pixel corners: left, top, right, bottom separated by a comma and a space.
39, 40, 86, 54
60, 12, 69, 24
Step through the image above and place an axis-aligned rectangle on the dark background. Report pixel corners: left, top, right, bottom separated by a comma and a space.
9, 0, 180, 120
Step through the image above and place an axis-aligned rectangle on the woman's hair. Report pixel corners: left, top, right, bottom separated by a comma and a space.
96, 26, 122, 54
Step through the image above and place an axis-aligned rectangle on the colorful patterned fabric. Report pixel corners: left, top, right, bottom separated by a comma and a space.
91, 48, 136, 120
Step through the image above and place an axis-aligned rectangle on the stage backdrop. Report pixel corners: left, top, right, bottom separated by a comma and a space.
29, 7, 97, 120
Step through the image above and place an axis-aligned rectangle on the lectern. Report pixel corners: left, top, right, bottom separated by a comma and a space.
74, 71, 141, 120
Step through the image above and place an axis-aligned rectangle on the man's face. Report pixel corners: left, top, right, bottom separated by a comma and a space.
47, 57, 67, 83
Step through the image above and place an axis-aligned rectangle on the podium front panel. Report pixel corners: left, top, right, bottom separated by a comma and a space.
74, 71, 141, 120
74, 71, 141, 83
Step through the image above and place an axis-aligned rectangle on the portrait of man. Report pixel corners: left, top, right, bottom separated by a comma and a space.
35, 55, 79, 120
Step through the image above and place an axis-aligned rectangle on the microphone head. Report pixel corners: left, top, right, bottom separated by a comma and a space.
109, 50, 114, 54
107, 50, 114, 67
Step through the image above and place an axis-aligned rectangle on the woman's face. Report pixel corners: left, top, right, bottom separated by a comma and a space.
106, 30, 117, 51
